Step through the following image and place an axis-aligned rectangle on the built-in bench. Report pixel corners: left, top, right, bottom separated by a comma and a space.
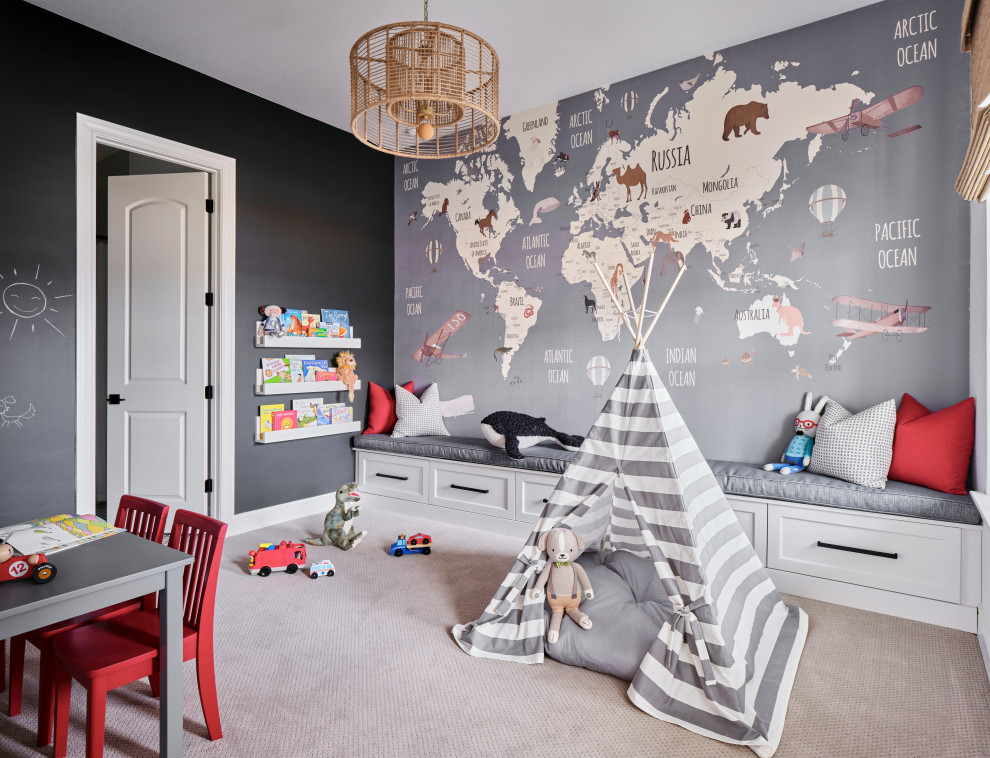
353, 434, 983, 633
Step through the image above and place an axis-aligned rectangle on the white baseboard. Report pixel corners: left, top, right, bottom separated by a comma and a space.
230, 493, 332, 536
769, 568, 978, 633
360, 491, 533, 540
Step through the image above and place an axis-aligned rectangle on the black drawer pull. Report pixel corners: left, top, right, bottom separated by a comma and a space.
542, 498, 549, 503
816, 541, 898, 560
451, 483, 490, 494
376, 473, 409, 481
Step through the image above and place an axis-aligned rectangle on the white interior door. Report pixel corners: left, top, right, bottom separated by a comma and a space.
107, 172, 211, 524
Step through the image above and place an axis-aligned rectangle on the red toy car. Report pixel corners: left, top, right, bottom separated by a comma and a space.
0, 551, 56, 584
248, 541, 307, 577
406, 533, 431, 547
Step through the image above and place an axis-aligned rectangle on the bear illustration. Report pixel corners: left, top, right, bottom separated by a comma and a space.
722, 101, 770, 141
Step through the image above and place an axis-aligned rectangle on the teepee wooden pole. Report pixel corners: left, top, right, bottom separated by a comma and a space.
620, 267, 639, 344
642, 261, 687, 344
636, 252, 656, 348
592, 261, 637, 340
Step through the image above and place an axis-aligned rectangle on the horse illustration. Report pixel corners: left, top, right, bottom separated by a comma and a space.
611, 164, 648, 202
475, 209, 498, 237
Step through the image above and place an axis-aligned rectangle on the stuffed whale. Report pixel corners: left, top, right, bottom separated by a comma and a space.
480, 411, 584, 460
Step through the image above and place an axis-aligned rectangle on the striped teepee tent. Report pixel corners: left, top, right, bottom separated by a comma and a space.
453, 255, 808, 757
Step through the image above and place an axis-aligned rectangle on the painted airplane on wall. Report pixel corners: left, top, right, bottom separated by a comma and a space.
412, 310, 472, 365
831, 295, 930, 342
806, 85, 923, 140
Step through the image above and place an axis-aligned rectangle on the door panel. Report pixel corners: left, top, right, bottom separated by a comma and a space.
107, 172, 210, 523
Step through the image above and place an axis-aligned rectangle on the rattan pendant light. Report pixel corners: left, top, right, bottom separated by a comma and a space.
350, 0, 499, 158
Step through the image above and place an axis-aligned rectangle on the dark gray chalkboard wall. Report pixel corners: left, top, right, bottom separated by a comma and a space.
0, 0, 395, 522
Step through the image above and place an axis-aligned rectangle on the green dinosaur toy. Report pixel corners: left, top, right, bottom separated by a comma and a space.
304, 482, 367, 550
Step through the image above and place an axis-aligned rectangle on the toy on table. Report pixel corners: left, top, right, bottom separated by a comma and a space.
259, 305, 285, 338
0, 540, 56, 584
481, 410, 585, 460
308, 560, 335, 579
390, 533, 433, 556
248, 540, 307, 577
303, 482, 366, 550
529, 526, 593, 644
763, 392, 829, 475
335, 351, 359, 401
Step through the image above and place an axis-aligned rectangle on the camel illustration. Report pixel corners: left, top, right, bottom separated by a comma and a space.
475, 209, 498, 237
611, 164, 648, 202
773, 296, 810, 338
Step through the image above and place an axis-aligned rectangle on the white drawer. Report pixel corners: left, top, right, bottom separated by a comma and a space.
514, 471, 560, 523
727, 497, 767, 563
768, 504, 961, 602
431, 460, 514, 519
357, 452, 428, 503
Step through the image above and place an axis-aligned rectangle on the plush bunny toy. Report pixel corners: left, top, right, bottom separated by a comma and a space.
764, 392, 829, 474
529, 526, 594, 644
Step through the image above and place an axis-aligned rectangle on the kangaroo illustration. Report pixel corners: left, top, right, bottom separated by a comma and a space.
605, 120, 620, 143
773, 296, 811, 338
475, 209, 498, 237
584, 294, 597, 313
611, 164, 648, 202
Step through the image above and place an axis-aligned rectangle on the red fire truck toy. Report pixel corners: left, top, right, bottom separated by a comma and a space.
248, 540, 307, 577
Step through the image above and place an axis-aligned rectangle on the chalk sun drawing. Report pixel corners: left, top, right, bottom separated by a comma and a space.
0, 265, 71, 340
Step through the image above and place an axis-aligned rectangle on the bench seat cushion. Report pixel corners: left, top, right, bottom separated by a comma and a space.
352, 434, 573, 475
709, 460, 980, 525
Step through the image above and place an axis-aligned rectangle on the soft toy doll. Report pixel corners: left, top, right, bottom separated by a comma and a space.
529, 526, 594, 644
481, 411, 584, 460
258, 305, 285, 337
336, 351, 358, 401
764, 392, 829, 474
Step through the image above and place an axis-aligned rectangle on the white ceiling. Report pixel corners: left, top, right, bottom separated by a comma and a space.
26, 0, 883, 132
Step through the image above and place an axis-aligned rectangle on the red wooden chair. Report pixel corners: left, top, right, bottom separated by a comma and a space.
52, 510, 227, 758
8, 496, 169, 746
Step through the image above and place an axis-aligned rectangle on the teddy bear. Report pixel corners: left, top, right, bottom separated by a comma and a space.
528, 526, 594, 644
763, 392, 829, 474
258, 304, 285, 337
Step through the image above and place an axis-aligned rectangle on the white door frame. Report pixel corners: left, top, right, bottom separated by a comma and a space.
76, 113, 236, 525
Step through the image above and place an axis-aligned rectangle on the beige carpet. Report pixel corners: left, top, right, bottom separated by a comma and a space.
3, 505, 989, 758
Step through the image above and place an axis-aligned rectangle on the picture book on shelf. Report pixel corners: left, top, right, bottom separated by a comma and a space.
332, 406, 353, 424
302, 313, 320, 336
260, 403, 284, 432
302, 359, 329, 382
292, 398, 322, 428
287, 354, 315, 383
271, 410, 298, 431
320, 309, 350, 338
315, 369, 337, 382
282, 309, 305, 335
316, 404, 331, 425
262, 358, 290, 384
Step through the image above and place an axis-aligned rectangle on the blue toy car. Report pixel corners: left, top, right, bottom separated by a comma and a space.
390, 533, 432, 557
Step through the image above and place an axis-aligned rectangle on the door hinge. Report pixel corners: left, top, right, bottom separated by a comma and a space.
205, 292, 214, 307
205, 385, 214, 400
205, 199, 215, 213
205, 478, 214, 494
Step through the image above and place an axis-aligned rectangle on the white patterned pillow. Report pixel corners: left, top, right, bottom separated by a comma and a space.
392, 383, 450, 438
807, 399, 896, 488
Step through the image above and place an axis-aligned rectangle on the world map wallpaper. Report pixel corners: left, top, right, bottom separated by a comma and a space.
393, 0, 971, 462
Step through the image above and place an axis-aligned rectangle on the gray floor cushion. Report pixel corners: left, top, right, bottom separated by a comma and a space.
543, 550, 671, 681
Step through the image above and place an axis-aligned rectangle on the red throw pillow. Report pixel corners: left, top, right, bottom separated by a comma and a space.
363, 381, 414, 435
887, 393, 975, 495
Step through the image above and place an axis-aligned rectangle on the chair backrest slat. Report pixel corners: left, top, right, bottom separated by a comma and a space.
115, 495, 169, 544
167, 510, 227, 631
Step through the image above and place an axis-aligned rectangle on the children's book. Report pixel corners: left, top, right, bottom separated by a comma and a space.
292, 398, 322, 428
316, 404, 331, 425
0, 514, 123, 555
301, 313, 320, 336
287, 354, 315, 383
320, 309, 350, 338
331, 406, 353, 424
311, 327, 329, 338
282, 309, 305, 335
301, 359, 329, 383
260, 403, 284, 432
271, 410, 298, 431
262, 358, 290, 384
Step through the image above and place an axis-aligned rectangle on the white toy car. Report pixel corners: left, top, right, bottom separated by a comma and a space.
309, 559, 335, 579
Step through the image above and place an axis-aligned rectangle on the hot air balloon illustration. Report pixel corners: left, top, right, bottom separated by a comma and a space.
621, 90, 638, 119
586, 355, 611, 398
426, 240, 443, 272
808, 185, 847, 238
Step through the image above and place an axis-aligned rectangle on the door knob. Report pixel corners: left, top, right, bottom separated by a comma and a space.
107, 394, 126, 404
